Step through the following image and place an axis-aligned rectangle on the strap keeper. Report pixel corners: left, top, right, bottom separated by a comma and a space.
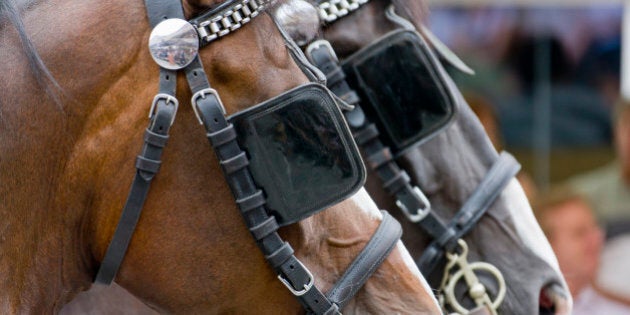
207, 124, 237, 147
326, 68, 346, 86
367, 147, 393, 170
249, 216, 279, 241
220, 152, 249, 174
383, 170, 411, 194
144, 129, 169, 148
437, 227, 457, 249
266, 242, 294, 269
339, 91, 359, 105
236, 190, 266, 214
135, 156, 161, 174
323, 304, 341, 315
353, 124, 379, 146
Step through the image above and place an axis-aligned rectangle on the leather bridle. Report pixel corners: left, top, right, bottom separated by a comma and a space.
94, 1, 409, 314
304, 1, 520, 314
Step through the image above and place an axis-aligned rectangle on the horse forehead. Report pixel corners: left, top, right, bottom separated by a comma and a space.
349, 188, 383, 220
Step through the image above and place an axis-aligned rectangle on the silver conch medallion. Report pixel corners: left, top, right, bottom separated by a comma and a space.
149, 18, 199, 70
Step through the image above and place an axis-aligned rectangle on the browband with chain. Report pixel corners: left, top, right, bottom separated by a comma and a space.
316, 0, 369, 23
190, 0, 269, 45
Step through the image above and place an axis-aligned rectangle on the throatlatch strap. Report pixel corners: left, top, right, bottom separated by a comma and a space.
326, 211, 402, 310
417, 152, 521, 275
95, 0, 183, 286
95, 89, 177, 284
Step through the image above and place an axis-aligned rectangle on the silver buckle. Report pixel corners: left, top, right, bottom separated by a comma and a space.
396, 186, 431, 223
277, 260, 315, 296
149, 93, 179, 126
306, 40, 338, 63
191, 88, 226, 125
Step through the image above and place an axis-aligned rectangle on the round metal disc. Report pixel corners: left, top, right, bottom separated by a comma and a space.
149, 18, 199, 70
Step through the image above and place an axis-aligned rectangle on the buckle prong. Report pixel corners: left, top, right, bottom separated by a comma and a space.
191, 88, 226, 125
306, 40, 338, 63
277, 260, 315, 296
149, 93, 179, 126
396, 186, 431, 223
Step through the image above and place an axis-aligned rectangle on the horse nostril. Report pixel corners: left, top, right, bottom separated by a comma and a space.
539, 283, 571, 315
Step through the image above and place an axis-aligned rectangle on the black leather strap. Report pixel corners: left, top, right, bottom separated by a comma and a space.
207, 124, 237, 147
366, 147, 393, 169
94, 0, 182, 286
95, 95, 176, 284
192, 74, 341, 314
250, 216, 280, 241
220, 152, 249, 174
325, 211, 402, 310
417, 152, 521, 275
236, 190, 266, 214
306, 41, 450, 240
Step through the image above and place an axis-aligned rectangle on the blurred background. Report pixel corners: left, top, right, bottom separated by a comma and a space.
427, 0, 621, 189
423, 1, 630, 310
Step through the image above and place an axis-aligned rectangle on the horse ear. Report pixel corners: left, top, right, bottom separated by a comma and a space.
390, 0, 427, 31
181, 0, 217, 19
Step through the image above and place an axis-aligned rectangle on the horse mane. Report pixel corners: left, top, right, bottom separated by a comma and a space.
1, 0, 64, 108
1, 0, 288, 110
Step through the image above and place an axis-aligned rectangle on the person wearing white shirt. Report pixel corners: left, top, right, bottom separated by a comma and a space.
534, 187, 630, 315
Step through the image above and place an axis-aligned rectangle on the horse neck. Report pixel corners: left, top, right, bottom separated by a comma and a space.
0, 0, 153, 312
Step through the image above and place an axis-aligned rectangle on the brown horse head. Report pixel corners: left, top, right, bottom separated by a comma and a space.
0, 0, 442, 313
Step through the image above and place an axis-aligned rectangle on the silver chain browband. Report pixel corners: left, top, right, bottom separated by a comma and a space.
192, 0, 272, 44
317, 0, 369, 23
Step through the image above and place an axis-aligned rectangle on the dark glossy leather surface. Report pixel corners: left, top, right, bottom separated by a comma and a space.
229, 83, 366, 226
341, 30, 455, 156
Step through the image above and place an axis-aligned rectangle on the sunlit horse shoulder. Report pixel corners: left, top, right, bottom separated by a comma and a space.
0, 0, 441, 313
275, 0, 573, 314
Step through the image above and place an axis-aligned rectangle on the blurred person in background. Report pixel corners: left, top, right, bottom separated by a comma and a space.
568, 100, 630, 234
567, 100, 630, 302
534, 186, 630, 314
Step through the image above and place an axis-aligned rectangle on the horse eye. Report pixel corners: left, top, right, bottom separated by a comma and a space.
273, 0, 320, 46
